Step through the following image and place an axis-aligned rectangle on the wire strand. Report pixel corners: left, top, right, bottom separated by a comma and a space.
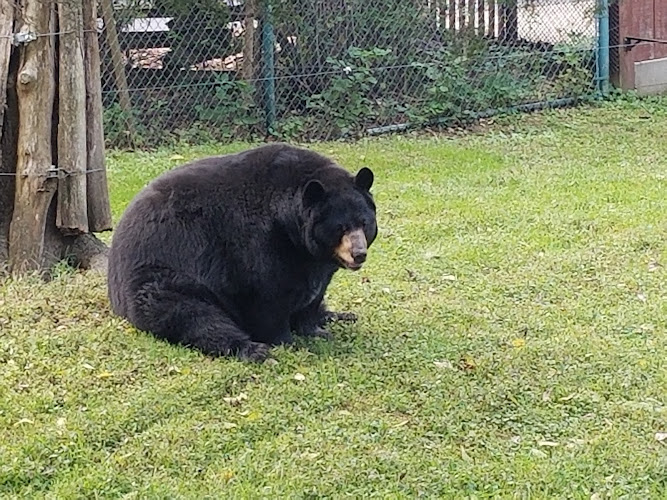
0, 28, 100, 40
97, 41, 639, 96
0, 168, 108, 178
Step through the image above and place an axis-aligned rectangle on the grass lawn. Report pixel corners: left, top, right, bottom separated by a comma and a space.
1, 97, 666, 498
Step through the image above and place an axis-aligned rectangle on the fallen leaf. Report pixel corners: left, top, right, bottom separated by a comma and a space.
542, 389, 552, 402
245, 411, 261, 422
442, 274, 457, 281
655, 432, 667, 442
96, 371, 112, 379
223, 392, 248, 405
56, 417, 66, 427
14, 418, 34, 426
220, 470, 234, 482
82, 363, 94, 370
511, 338, 526, 348
648, 260, 661, 272
637, 293, 647, 302
538, 440, 559, 447
434, 360, 454, 370
169, 154, 185, 161
294, 373, 306, 381
459, 356, 476, 371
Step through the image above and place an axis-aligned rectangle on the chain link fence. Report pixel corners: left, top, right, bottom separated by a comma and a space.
99, 0, 600, 147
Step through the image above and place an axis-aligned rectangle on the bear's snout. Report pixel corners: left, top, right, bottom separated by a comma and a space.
335, 228, 367, 271
353, 251, 367, 265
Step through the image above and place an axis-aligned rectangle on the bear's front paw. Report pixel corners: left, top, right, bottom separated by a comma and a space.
238, 341, 271, 362
304, 326, 333, 340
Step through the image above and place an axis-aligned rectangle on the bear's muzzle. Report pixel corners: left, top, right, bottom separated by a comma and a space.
334, 228, 367, 271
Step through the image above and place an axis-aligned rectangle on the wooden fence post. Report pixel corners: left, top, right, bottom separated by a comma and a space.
100, 0, 136, 145
0, 0, 16, 264
57, 0, 89, 235
83, 0, 113, 232
242, 0, 257, 81
8, 0, 58, 273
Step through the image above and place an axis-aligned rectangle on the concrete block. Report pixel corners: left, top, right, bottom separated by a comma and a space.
634, 56, 667, 95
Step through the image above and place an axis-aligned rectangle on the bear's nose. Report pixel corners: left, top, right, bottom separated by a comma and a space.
353, 252, 366, 265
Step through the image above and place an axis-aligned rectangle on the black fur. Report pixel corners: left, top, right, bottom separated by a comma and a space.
107, 143, 377, 362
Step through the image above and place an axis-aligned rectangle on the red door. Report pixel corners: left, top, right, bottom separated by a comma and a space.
616, 0, 667, 92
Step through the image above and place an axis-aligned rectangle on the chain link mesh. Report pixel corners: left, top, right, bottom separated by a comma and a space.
98, 0, 600, 147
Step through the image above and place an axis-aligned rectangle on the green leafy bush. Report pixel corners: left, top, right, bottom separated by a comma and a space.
195, 74, 261, 137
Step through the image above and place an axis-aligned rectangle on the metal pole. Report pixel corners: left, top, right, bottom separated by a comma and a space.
261, 0, 276, 133
596, 0, 610, 96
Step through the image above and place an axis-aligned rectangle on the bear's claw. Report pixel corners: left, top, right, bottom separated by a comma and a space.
238, 341, 271, 362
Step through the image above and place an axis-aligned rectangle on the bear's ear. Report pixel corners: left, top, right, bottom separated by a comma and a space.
355, 167, 374, 191
303, 179, 326, 207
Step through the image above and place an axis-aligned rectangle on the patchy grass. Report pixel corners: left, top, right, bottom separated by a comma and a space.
1, 98, 666, 498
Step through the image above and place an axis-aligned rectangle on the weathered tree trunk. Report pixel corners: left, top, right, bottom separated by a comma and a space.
8, 0, 58, 274
100, 0, 135, 145
63, 230, 109, 272
57, 0, 89, 235
0, 1, 16, 267
242, 0, 257, 81
83, 0, 112, 232
1, 0, 112, 277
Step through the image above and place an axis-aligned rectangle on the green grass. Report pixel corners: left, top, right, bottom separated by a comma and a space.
1, 97, 666, 498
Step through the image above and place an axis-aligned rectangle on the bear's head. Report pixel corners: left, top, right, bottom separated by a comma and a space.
302, 167, 377, 271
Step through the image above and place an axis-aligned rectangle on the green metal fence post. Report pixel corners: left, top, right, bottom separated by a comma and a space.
596, 0, 610, 96
261, 0, 276, 133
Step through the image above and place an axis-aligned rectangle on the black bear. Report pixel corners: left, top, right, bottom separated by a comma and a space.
107, 143, 377, 362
